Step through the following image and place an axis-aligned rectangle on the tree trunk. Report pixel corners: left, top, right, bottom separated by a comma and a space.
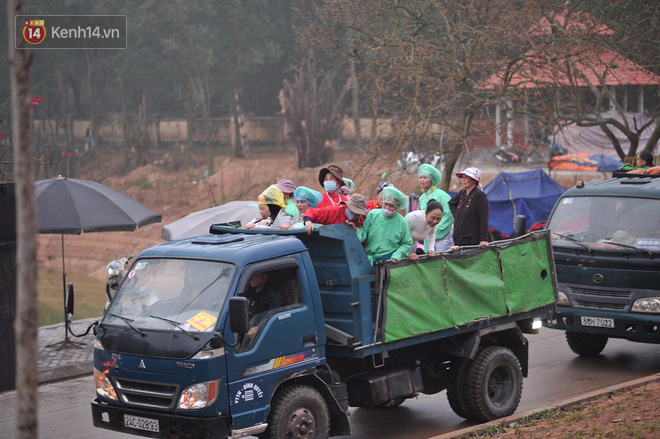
8, 1, 39, 438
202, 96, 214, 175
350, 59, 362, 148
180, 100, 193, 172
234, 88, 250, 159
85, 51, 100, 170
119, 77, 130, 172
137, 93, 150, 167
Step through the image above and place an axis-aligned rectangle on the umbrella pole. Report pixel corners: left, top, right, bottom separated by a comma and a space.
46, 234, 84, 349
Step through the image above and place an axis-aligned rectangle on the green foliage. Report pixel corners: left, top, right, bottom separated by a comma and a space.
2, 0, 297, 121
126, 176, 152, 189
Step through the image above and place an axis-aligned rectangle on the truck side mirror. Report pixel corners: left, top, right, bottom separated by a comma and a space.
513, 215, 527, 238
65, 282, 75, 324
228, 296, 249, 335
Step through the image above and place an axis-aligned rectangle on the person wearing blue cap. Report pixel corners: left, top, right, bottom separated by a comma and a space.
417, 164, 454, 252
281, 186, 323, 230
356, 186, 413, 264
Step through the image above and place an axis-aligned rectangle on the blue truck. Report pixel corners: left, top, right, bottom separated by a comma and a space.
86, 224, 557, 438
543, 172, 660, 356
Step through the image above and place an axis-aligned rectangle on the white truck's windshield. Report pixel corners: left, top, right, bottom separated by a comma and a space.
547, 196, 660, 251
104, 258, 235, 333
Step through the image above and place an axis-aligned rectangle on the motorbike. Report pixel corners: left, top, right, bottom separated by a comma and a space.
105, 254, 133, 310
398, 150, 448, 174
494, 147, 521, 164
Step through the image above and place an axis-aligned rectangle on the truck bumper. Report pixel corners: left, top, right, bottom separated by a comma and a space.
91, 398, 230, 439
544, 306, 660, 343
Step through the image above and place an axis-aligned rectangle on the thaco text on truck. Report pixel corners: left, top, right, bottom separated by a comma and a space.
86, 223, 558, 438
543, 172, 660, 356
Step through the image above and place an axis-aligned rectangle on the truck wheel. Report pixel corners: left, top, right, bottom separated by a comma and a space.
465, 346, 523, 423
265, 384, 330, 439
446, 358, 471, 419
566, 331, 608, 357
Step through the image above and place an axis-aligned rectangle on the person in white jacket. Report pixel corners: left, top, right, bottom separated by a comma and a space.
405, 200, 444, 261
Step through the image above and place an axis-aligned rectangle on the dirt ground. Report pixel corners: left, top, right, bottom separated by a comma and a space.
459, 378, 660, 438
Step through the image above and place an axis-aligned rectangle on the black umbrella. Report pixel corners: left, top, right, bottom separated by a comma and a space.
35, 176, 162, 348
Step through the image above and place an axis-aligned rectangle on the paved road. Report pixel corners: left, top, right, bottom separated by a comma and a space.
2, 328, 660, 439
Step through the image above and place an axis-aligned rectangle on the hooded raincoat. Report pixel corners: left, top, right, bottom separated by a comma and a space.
418, 164, 454, 240
356, 187, 412, 264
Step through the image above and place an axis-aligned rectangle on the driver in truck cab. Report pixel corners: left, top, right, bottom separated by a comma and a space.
240, 272, 284, 337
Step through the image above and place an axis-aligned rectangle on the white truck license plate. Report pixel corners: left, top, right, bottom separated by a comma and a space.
581, 316, 614, 328
124, 414, 159, 432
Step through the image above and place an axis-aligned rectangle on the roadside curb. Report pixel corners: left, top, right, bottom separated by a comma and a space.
431, 372, 660, 439
38, 362, 94, 384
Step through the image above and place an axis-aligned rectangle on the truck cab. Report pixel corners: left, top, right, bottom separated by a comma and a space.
543, 173, 660, 356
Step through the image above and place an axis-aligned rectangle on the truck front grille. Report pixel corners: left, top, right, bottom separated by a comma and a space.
568, 286, 632, 311
114, 378, 179, 409
570, 287, 632, 298
574, 300, 626, 310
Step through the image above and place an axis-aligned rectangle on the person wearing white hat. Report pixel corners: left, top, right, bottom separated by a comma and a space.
449, 167, 489, 249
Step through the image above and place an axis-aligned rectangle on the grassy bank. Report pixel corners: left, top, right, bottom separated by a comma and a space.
37, 266, 106, 326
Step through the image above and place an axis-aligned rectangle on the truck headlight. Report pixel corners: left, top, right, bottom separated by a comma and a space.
178, 379, 219, 410
557, 290, 570, 306
632, 297, 660, 313
94, 368, 117, 400
191, 347, 225, 360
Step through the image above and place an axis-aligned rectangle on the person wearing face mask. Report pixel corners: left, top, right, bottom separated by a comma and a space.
303, 194, 368, 235
339, 178, 355, 197
281, 186, 322, 230
356, 186, 413, 264
366, 181, 393, 211
405, 200, 444, 261
417, 164, 454, 252
317, 164, 349, 208
271, 179, 299, 228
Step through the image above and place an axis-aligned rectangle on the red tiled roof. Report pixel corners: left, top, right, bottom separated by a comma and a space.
480, 9, 660, 90
480, 47, 660, 89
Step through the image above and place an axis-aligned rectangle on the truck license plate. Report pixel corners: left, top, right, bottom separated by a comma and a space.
124, 414, 159, 432
581, 316, 614, 328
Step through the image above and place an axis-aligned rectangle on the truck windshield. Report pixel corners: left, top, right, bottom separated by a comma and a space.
104, 258, 235, 333
547, 196, 660, 251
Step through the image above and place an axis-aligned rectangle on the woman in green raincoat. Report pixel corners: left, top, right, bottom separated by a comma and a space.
417, 164, 454, 252
356, 186, 413, 264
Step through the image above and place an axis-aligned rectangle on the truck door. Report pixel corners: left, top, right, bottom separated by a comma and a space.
224, 256, 321, 429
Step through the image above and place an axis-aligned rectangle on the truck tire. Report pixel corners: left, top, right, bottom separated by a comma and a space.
565, 331, 608, 357
446, 358, 471, 419
465, 346, 523, 423
264, 384, 330, 439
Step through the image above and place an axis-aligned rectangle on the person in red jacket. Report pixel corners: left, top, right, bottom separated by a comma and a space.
317, 165, 350, 208
303, 194, 368, 235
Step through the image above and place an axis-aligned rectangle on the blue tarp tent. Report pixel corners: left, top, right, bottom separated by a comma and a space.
483, 169, 565, 236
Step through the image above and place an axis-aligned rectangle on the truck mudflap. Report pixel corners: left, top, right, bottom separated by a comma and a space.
545, 306, 660, 343
91, 399, 230, 439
